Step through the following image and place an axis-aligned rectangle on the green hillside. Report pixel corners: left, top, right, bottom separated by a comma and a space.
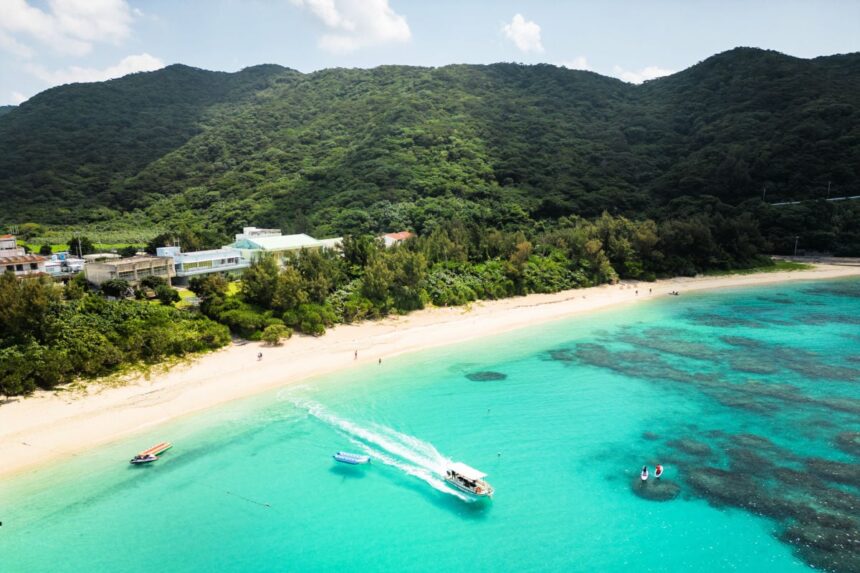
1, 48, 858, 252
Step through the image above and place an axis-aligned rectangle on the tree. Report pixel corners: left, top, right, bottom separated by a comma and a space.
241, 256, 280, 306
18, 223, 43, 241
188, 274, 228, 303
67, 236, 95, 256
361, 257, 394, 304
101, 279, 130, 298
64, 273, 87, 301
261, 324, 292, 346
140, 275, 167, 289
155, 284, 181, 306
38, 244, 52, 256
118, 245, 139, 258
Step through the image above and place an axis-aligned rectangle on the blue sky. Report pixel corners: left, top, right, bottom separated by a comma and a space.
1, 0, 858, 105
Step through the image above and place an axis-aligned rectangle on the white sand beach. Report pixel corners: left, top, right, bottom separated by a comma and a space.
1, 263, 858, 479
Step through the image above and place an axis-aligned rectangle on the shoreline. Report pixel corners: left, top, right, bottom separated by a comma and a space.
2, 264, 859, 480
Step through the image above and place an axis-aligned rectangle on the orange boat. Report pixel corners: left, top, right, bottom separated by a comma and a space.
130, 442, 172, 465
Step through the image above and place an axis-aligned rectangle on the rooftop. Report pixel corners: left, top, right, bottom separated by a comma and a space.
384, 231, 415, 241
89, 255, 172, 266
235, 233, 321, 251
0, 254, 46, 264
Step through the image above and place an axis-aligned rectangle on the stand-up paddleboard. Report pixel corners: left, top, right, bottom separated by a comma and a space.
640, 466, 649, 481
655, 464, 664, 478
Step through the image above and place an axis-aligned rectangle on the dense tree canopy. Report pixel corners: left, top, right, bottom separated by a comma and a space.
0, 273, 230, 397
0, 48, 857, 254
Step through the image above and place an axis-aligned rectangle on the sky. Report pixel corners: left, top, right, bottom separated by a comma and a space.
1, 0, 859, 105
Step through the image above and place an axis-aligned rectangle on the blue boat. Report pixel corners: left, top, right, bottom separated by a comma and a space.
333, 451, 371, 465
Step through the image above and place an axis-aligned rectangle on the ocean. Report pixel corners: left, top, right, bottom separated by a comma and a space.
2, 278, 859, 573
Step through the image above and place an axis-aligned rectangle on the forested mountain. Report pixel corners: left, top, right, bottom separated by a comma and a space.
0, 48, 858, 252
0, 105, 15, 118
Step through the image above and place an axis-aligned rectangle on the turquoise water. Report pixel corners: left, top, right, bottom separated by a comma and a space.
2, 279, 859, 573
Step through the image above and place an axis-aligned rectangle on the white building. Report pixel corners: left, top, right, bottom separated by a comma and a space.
44, 252, 85, 280
0, 234, 47, 277
0, 234, 25, 257
226, 233, 325, 261
1, 254, 47, 277
85, 255, 175, 287
234, 227, 282, 241
156, 246, 248, 282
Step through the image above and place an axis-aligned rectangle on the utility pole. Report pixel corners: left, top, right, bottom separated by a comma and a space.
826, 180, 831, 199
793, 235, 800, 257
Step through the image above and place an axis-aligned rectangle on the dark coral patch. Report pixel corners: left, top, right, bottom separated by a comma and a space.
465, 371, 507, 382
666, 438, 712, 457
630, 477, 680, 501
835, 432, 860, 456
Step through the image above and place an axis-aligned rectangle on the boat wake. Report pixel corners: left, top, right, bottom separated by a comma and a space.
292, 399, 471, 501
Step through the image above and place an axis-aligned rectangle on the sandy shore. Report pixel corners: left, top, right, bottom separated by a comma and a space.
2, 263, 858, 479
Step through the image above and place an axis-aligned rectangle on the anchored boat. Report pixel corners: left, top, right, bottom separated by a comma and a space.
333, 451, 371, 465
445, 462, 494, 497
130, 442, 172, 465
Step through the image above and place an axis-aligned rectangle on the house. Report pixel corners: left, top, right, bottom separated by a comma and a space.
0, 234, 25, 257
1, 254, 47, 277
84, 255, 175, 287
44, 252, 85, 280
156, 246, 249, 283
382, 231, 415, 247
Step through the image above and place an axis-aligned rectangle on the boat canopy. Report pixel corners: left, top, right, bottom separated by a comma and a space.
448, 462, 487, 480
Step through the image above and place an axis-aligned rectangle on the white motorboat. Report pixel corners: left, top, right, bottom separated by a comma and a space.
333, 451, 371, 465
445, 462, 494, 497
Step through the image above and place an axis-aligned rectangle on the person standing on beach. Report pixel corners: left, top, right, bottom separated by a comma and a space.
354, 349, 358, 360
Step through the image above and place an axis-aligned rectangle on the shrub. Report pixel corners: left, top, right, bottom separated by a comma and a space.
155, 284, 181, 306
262, 324, 293, 346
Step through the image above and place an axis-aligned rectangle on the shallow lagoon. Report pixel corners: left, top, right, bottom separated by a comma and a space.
1, 278, 858, 572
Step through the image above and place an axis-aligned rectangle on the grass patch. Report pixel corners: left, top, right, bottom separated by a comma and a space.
19, 240, 145, 255
702, 260, 813, 276
175, 287, 197, 309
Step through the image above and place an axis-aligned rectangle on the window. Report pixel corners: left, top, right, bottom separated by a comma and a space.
15, 264, 23, 271
30, 263, 38, 270
118, 271, 135, 280
5, 265, 12, 272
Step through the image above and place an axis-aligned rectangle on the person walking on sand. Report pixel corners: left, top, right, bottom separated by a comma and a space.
257, 352, 263, 361
354, 349, 358, 360
378, 358, 382, 365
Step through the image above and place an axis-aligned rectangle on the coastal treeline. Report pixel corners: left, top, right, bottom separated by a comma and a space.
190, 211, 769, 339
0, 273, 230, 397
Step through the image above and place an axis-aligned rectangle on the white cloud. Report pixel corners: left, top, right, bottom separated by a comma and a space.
28, 53, 164, 86
11, 91, 28, 104
0, 0, 133, 57
559, 56, 590, 71
611, 65, 675, 84
0, 30, 35, 58
292, 0, 410, 54
502, 14, 543, 54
